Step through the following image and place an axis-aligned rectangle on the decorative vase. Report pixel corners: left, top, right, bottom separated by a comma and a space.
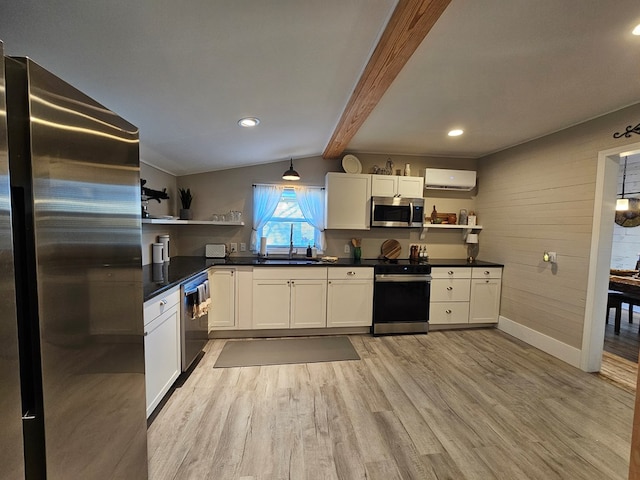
179, 208, 192, 220
404, 163, 411, 176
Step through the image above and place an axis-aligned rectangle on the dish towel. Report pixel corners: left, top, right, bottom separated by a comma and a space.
192, 281, 211, 319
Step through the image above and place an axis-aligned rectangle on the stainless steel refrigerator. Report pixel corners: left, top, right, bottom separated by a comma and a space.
0, 41, 148, 479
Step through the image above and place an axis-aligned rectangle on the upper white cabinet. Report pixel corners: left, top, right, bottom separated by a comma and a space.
325, 173, 371, 230
371, 175, 424, 198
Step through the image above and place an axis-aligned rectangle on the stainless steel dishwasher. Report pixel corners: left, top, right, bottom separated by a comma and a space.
180, 271, 210, 371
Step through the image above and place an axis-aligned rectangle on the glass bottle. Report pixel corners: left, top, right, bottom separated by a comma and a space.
431, 205, 437, 223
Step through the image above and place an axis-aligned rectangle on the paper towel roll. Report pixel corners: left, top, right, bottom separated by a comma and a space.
466, 233, 479, 244
260, 237, 267, 256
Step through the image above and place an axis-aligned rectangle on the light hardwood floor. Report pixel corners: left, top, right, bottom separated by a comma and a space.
148, 329, 634, 480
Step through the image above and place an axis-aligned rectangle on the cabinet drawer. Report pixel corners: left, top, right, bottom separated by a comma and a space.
144, 288, 180, 326
429, 301, 470, 324
430, 278, 470, 302
430, 267, 472, 279
252, 267, 327, 280
328, 267, 373, 281
472, 267, 502, 279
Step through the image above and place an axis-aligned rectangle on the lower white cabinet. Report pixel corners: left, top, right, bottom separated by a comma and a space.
429, 267, 471, 325
143, 287, 180, 418
326, 268, 373, 327
469, 268, 502, 324
209, 268, 236, 329
252, 267, 327, 329
430, 266, 501, 325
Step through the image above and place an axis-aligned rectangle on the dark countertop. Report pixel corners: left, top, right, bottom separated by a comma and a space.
427, 258, 504, 268
143, 256, 373, 300
143, 255, 503, 302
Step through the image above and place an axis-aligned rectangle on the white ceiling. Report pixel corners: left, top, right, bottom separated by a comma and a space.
2, 0, 640, 176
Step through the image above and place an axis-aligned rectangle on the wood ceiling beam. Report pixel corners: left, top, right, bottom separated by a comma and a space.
322, 0, 451, 159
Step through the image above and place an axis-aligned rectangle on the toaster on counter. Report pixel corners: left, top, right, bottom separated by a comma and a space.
205, 244, 226, 258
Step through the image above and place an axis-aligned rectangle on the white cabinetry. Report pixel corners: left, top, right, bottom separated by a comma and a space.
209, 266, 254, 331
143, 287, 180, 418
325, 173, 371, 230
371, 174, 424, 197
252, 267, 327, 329
327, 268, 373, 327
430, 266, 502, 326
209, 268, 236, 329
429, 268, 471, 325
469, 268, 502, 324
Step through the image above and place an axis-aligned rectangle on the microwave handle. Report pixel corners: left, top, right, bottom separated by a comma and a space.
409, 201, 414, 225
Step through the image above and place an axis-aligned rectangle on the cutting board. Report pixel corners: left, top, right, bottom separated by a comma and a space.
381, 239, 401, 259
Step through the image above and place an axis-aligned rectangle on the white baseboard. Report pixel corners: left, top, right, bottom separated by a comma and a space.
498, 315, 582, 369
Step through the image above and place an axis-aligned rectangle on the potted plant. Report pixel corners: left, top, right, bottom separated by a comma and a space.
179, 187, 193, 220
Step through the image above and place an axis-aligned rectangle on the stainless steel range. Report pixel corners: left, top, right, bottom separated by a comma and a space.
372, 261, 432, 335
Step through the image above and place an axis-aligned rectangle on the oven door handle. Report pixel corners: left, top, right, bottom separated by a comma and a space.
375, 274, 432, 282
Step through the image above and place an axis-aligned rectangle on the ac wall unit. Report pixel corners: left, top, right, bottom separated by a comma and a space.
424, 169, 476, 191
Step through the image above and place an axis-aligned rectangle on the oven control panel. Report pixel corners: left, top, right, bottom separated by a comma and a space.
375, 264, 431, 275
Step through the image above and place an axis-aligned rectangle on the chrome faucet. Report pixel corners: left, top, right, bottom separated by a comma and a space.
288, 223, 294, 259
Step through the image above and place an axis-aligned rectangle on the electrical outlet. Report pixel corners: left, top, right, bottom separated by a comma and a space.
240, 242, 246, 252
344, 244, 350, 254
230, 242, 237, 253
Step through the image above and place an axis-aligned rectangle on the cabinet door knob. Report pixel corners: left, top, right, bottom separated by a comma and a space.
448, 271, 454, 275
447, 286, 453, 291
445, 309, 452, 314
347, 271, 356, 276
484, 270, 490, 275
160, 299, 167, 306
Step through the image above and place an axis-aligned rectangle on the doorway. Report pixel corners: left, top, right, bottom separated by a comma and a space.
582, 141, 640, 374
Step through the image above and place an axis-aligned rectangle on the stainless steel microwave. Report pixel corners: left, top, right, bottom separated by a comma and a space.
371, 196, 424, 228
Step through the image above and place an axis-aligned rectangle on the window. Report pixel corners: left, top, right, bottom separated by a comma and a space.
251, 184, 325, 253
261, 188, 317, 249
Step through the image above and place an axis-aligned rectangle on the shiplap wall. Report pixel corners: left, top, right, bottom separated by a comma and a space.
611, 154, 640, 269
476, 103, 640, 349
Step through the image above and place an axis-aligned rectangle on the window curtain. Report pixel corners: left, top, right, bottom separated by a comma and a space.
295, 186, 325, 250
251, 184, 283, 252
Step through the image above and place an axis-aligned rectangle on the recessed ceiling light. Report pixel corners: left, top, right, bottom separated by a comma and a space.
633, 24, 640, 36
238, 117, 260, 127
448, 129, 464, 137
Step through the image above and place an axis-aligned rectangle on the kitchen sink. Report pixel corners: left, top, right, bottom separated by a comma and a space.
259, 258, 322, 265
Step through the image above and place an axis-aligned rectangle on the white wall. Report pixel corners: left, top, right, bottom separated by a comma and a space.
172, 153, 477, 260
140, 161, 178, 265
476, 102, 640, 350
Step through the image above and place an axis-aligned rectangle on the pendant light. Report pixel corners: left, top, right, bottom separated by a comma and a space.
617, 156, 629, 211
282, 158, 300, 181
